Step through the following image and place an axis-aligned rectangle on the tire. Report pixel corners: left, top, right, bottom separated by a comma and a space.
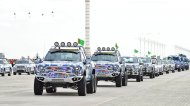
2, 69, 5, 76
153, 73, 155, 78
178, 68, 181, 72
160, 72, 162, 75
141, 75, 143, 81
182, 68, 184, 71
122, 72, 128, 86
13, 72, 16, 75
1, 73, 5, 76
46, 87, 56, 93
87, 75, 95, 94
172, 70, 175, 73
19, 73, 21, 75
136, 75, 141, 82
33, 68, 36, 74
150, 72, 154, 79
78, 76, 86, 96
116, 73, 122, 87
166, 71, 169, 74
34, 77, 43, 95
8, 68, 12, 76
93, 76, 97, 93
27, 71, 31, 75
8, 72, 11, 76
96, 80, 98, 86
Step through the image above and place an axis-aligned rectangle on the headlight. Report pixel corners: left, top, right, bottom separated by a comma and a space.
107, 66, 113, 70
74, 66, 83, 76
75, 66, 81, 71
113, 65, 119, 70
0, 67, 3, 71
27, 67, 31, 71
38, 66, 45, 73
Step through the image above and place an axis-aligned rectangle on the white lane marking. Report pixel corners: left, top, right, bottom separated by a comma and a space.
93, 96, 122, 106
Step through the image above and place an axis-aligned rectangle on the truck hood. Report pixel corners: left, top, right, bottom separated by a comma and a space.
38, 61, 83, 68
93, 61, 119, 66
14, 64, 29, 67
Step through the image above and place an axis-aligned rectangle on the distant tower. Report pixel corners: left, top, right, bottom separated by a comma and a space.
85, 0, 91, 56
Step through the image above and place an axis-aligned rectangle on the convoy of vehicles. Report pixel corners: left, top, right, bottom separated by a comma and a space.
0, 47, 189, 96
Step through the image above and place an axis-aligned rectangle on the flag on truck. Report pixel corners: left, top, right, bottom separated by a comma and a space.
134, 49, 139, 53
115, 43, 119, 49
78, 38, 85, 46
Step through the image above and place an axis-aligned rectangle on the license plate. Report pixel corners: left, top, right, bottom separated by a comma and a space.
52, 79, 64, 82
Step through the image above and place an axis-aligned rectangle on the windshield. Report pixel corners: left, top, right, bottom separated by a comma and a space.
44, 51, 81, 61
142, 58, 151, 63
173, 57, 180, 61
0, 60, 3, 64
91, 54, 118, 62
184, 58, 189, 62
123, 57, 138, 63
157, 60, 162, 64
16, 60, 29, 64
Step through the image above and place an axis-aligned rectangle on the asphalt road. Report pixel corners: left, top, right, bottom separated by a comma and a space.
0, 70, 190, 106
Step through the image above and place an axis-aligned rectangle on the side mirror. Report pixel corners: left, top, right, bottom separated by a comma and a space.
119, 60, 123, 64
83, 59, 91, 65
139, 63, 144, 65
83, 60, 87, 65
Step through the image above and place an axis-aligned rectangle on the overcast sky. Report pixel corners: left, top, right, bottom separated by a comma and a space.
0, 0, 190, 58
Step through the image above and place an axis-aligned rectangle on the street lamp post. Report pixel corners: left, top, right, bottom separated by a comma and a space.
85, 0, 91, 56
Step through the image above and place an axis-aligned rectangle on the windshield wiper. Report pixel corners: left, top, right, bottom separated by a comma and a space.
63, 59, 74, 61
104, 60, 112, 61
44, 59, 54, 61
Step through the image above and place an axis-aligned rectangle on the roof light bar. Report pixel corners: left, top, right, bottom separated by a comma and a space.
54, 42, 59, 47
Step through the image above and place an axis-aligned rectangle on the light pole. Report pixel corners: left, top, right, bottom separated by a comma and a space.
85, 0, 91, 56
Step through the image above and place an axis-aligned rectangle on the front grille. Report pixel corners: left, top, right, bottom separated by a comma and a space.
95, 65, 105, 69
48, 73, 68, 78
17, 66, 25, 69
17, 70, 25, 73
95, 65, 113, 70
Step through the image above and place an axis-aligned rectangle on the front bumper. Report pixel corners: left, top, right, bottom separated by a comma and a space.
14, 67, 30, 73
36, 75, 83, 83
15, 70, 27, 73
